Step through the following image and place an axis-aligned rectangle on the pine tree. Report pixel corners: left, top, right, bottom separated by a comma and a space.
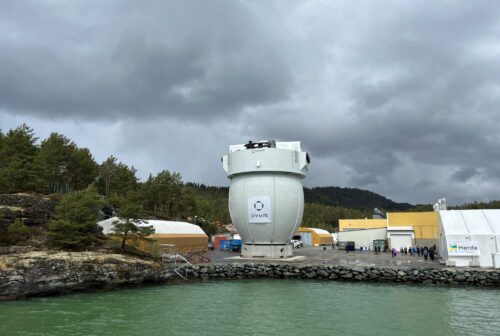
110, 193, 154, 251
36, 133, 97, 193
6, 219, 33, 245
47, 187, 105, 250
142, 170, 182, 217
0, 124, 43, 192
97, 156, 138, 197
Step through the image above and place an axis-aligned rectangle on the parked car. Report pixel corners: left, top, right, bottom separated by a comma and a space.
337, 241, 355, 251
292, 235, 304, 247
291, 238, 303, 248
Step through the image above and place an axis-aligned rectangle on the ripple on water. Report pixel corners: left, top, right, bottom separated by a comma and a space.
0, 280, 499, 336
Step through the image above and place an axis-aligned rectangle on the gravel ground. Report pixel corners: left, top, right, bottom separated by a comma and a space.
208, 246, 444, 269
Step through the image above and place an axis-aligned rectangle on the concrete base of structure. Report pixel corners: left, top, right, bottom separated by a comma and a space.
241, 244, 293, 258
494, 254, 500, 269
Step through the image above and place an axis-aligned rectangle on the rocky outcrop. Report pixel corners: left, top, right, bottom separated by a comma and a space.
0, 251, 173, 300
0, 193, 58, 227
188, 263, 500, 287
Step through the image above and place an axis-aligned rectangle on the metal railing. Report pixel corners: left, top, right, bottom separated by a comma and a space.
159, 244, 194, 280
172, 253, 193, 280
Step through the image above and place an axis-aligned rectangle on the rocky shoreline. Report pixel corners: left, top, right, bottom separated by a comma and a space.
1, 252, 499, 301
0, 251, 174, 301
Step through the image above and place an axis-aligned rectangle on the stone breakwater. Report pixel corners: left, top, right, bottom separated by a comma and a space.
0, 251, 174, 300
189, 263, 500, 287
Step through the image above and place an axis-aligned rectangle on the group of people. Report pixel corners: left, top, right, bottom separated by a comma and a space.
391, 245, 436, 260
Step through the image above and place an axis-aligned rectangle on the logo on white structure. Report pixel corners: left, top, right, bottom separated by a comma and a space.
248, 196, 271, 223
254, 201, 264, 211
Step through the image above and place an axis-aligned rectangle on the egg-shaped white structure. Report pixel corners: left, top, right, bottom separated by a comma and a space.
222, 140, 310, 258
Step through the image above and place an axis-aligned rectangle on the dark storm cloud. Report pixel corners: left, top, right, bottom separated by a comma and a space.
451, 167, 479, 182
0, 0, 291, 120
2, 1, 500, 204
243, 1, 500, 203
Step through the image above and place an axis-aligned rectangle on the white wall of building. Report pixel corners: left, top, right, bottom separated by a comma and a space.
337, 228, 386, 249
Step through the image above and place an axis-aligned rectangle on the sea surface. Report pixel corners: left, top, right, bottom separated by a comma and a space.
0, 280, 499, 336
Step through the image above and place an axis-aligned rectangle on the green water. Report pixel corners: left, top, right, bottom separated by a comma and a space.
0, 280, 499, 336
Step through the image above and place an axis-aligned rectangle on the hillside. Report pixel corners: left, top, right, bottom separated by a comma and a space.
186, 184, 414, 211
303, 186, 414, 211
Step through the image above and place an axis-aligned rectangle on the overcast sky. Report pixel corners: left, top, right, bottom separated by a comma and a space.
1, 0, 500, 205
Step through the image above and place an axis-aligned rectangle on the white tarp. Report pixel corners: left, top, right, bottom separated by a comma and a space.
97, 217, 206, 235
460, 210, 495, 267
439, 210, 498, 268
482, 210, 500, 268
482, 210, 500, 251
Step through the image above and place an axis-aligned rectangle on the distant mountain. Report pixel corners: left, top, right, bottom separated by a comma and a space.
303, 186, 414, 211
188, 183, 414, 211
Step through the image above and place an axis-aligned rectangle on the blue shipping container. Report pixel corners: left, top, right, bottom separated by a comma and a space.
220, 240, 229, 251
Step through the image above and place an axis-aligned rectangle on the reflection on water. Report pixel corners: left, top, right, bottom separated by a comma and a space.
0, 280, 499, 336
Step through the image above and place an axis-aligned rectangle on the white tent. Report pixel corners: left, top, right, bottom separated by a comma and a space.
97, 217, 205, 235
98, 217, 118, 234
139, 219, 206, 235
97, 217, 208, 253
482, 210, 500, 268
439, 210, 499, 268
460, 211, 496, 267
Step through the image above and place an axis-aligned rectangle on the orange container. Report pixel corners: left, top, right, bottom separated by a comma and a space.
214, 236, 228, 249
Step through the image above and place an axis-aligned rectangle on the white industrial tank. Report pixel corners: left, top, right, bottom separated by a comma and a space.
222, 140, 310, 258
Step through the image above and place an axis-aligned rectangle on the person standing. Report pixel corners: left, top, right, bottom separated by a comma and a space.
423, 248, 429, 261
416, 246, 421, 257
404, 247, 408, 255
412, 246, 416, 256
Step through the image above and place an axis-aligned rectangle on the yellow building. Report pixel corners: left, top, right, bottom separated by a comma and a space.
338, 212, 439, 246
297, 227, 333, 246
387, 212, 438, 245
339, 218, 387, 231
